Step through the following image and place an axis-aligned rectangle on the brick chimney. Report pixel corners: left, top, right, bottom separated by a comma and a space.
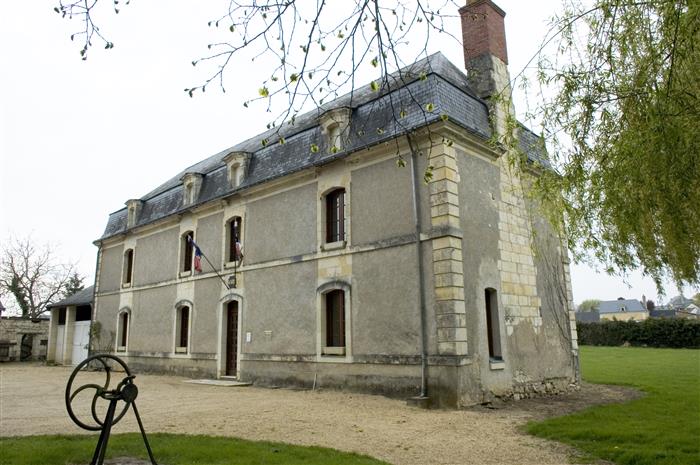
459, 0, 513, 137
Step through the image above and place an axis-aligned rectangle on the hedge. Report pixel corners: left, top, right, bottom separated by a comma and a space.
577, 318, 700, 348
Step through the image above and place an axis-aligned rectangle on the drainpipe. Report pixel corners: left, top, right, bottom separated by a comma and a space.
408, 139, 429, 399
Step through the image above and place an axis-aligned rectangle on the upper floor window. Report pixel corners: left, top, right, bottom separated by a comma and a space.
227, 216, 243, 262
325, 188, 346, 243
181, 231, 194, 273
180, 172, 203, 206
223, 151, 251, 189
319, 107, 351, 154
125, 199, 143, 228
123, 249, 134, 285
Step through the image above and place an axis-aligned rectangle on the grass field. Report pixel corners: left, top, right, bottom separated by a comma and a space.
0, 433, 390, 465
528, 346, 700, 465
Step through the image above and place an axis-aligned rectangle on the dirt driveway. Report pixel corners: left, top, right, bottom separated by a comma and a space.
0, 363, 634, 465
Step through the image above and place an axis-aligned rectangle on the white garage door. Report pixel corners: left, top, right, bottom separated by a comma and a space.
71, 321, 91, 365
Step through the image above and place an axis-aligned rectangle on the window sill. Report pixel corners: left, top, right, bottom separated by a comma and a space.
179, 271, 192, 278
489, 359, 505, 370
175, 347, 188, 354
116, 346, 127, 352
321, 240, 346, 252
224, 260, 242, 269
322, 346, 346, 356
121, 283, 131, 289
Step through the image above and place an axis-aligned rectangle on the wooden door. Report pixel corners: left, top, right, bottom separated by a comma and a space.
225, 301, 239, 376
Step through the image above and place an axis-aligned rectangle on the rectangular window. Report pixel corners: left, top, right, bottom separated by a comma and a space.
485, 288, 502, 361
58, 308, 66, 325
179, 306, 189, 349
119, 313, 129, 348
228, 217, 243, 262
182, 232, 194, 272
325, 290, 345, 348
76, 305, 91, 321
123, 249, 134, 285
325, 189, 345, 243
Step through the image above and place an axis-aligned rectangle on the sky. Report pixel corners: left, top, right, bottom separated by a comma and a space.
0, 0, 696, 309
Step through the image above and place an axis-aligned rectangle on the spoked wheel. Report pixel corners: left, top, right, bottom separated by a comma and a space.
65, 354, 133, 431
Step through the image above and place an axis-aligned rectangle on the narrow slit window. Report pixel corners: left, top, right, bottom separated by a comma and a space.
123, 249, 134, 285
485, 288, 502, 361
179, 306, 189, 349
325, 188, 346, 243
228, 217, 243, 262
119, 312, 129, 349
182, 232, 194, 272
325, 290, 345, 348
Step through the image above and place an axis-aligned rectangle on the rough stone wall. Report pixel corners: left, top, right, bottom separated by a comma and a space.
0, 318, 49, 361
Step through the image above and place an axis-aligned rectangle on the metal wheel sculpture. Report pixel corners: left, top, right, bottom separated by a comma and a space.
65, 354, 157, 465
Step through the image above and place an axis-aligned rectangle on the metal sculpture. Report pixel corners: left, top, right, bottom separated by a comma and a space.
65, 354, 157, 465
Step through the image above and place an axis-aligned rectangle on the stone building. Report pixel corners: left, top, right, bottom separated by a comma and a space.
91, 0, 579, 407
0, 316, 49, 362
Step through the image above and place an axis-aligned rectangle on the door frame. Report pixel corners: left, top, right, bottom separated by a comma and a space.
217, 293, 243, 379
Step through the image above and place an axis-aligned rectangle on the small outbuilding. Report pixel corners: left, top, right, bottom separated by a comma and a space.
0, 316, 49, 362
46, 286, 94, 365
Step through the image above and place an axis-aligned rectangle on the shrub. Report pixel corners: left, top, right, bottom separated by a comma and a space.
577, 318, 700, 348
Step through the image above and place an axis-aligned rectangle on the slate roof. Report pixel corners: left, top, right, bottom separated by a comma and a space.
100, 52, 547, 240
650, 310, 677, 319
597, 299, 646, 314
47, 286, 94, 308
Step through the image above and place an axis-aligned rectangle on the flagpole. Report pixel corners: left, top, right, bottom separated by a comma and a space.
188, 237, 230, 290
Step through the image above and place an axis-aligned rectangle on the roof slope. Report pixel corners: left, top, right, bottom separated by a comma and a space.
47, 286, 95, 308
100, 52, 546, 240
598, 299, 646, 314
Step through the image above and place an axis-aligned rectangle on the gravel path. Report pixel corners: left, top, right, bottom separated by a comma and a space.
0, 363, 632, 465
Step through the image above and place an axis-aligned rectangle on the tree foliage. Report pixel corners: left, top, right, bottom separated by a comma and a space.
0, 237, 78, 318
577, 299, 601, 312
63, 271, 85, 299
530, 0, 699, 289
53, 0, 700, 290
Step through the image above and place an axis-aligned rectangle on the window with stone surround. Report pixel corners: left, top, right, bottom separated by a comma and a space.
117, 309, 130, 352
325, 188, 346, 244
175, 305, 190, 354
180, 231, 194, 274
323, 289, 346, 355
122, 249, 134, 286
485, 288, 503, 361
226, 216, 243, 263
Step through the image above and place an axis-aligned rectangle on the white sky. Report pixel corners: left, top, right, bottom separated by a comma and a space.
0, 0, 696, 307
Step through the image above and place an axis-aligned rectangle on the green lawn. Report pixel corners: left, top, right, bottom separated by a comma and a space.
528, 346, 700, 465
0, 433, 390, 465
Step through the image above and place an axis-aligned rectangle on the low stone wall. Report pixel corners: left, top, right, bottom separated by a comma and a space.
0, 317, 49, 361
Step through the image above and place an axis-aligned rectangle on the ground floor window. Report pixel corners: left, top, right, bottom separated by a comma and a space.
485, 288, 502, 361
324, 290, 345, 354
176, 306, 190, 353
117, 311, 129, 351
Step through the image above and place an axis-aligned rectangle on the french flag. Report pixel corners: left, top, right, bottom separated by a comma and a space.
193, 243, 203, 273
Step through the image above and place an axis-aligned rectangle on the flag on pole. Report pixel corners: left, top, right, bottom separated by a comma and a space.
193, 243, 203, 273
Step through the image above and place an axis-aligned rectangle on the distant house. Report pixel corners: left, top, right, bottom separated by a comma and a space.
598, 298, 648, 322
678, 303, 700, 320
649, 309, 678, 319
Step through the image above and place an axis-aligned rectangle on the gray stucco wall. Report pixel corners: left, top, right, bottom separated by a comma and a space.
245, 184, 317, 263
243, 261, 317, 355
455, 150, 502, 358
352, 244, 422, 356
134, 228, 179, 286
351, 158, 415, 245
193, 277, 222, 354
196, 212, 223, 269
130, 286, 177, 353
98, 245, 124, 293
94, 293, 120, 350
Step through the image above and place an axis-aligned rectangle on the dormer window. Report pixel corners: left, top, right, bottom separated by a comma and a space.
319, 107, 351, 153
223, 151, 251, 189
125, 199, 143, 228
180, 172, 203, 206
